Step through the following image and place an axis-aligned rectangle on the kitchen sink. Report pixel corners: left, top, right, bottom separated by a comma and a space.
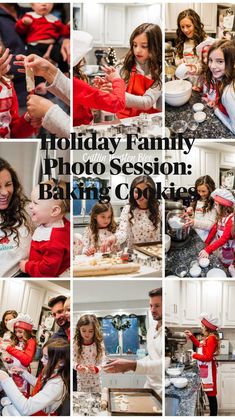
107, 354, 138, 360
165, 396, 180, 416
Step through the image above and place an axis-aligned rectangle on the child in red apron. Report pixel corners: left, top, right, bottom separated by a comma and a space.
199, 188, 235, 267
0, 338, 70, 416
203, 40, 235, 134
0, 313, 36, 397
73, 31, 126, 126
116, 23, 162, 118
185, 312, 220, 416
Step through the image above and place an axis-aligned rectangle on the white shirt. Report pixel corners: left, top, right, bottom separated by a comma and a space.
135, 322, 162, 394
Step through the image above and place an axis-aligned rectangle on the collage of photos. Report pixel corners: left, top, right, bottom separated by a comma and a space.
0, 0, 235, 418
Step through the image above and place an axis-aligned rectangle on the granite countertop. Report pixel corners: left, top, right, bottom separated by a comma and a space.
165, 91, 233, 139
165, 230, 227, 277
215, 354, 235, 362
165, 367, 201, 416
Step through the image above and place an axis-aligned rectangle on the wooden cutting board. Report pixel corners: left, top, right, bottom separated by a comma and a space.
73, 262, 140, 277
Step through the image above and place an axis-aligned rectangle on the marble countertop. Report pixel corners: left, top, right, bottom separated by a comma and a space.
165, 230, 227, 277
165, 91, 233, 139
216, 354, 235, 362
165, 367, 201, 416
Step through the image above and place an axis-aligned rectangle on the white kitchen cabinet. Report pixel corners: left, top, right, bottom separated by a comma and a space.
165, 280, 180, 325
220, 151, 235, 168
181, 281, 201, 326
0, 279, 25, 318
201, 281, 222, 322
21, 283, 45, 329
105, 5, 125, 46
101, 372, 146, 389
165, 146, 200, 188
165, 3, 217, 32
82, 3, 104, 46
125, 4, 162, 46
222, 282, 235, 327
200, 148, 220, 187
218, 364, 235, 410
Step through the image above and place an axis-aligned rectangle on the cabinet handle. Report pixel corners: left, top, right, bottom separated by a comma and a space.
222, 381, 224, 388
184, 309, 186, 318
175, 305, 177, 314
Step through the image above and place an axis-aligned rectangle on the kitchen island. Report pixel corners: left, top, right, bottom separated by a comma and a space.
165, 230, 227, 277
165, 366, 201, 416
166, 91, 233, 139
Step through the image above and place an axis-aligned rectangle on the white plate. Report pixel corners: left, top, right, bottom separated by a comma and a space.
206, 268, 227, 278
165, 379, 171, 387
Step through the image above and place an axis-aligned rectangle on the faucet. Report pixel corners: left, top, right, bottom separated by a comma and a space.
116, 345, 122, 355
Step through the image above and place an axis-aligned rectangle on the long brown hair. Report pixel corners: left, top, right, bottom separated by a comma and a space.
203, 326, 220, 355
89, 202, 116, 246
73, 58, 88, 82
215, 202, 234, 223
42, 338, 70, 400
11, 328, 35, 347
191, 175, 215, 213
205, 40, 235, 105
129, 175, 159, 229
120, 23, 162, 87
0, 158, 31, 245
176, 9, 207, 58
74, 314, 104, 363
0, 310, 17, 338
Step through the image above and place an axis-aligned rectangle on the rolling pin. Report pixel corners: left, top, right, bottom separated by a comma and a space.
100, 387, 108, 410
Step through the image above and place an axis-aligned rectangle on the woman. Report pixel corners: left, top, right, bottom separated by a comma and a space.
0, 158, 31, 277
0, 310, 17, 338
103, 175, 161, 251
185, 312, 220, 416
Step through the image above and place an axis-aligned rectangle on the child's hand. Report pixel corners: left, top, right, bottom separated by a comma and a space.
199, 249, 209, 259
185, 64, 197, 75
14, 54, 57, 84
19, 259, 28, 273
184, 330, 192, 338
84, 247, 96, 256
0, 341, 9, 351
207, 100, 216, 109
93, 76, 113, 93
9, 366, 24, 375
184, 218, 194, 227
22, 16, 33, 25
186, 207, 193, 215
0, 47, 12, 77
100, 236, 117, 253
86, 365, 98, 374
101, 65, 120, 82
27, 94, 54, 119
76, 365, 89, 373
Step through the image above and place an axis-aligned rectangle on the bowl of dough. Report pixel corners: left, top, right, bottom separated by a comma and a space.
165, 80, 192, 106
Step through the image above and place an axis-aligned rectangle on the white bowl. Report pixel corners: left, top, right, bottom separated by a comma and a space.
165, 234, 171, 252
199, 258, 210, 268
207, 268, 227, 278
175, 63, 189, 79
165, 80, 192, 106
165, 379, 171, 388
193, 103, 204, 112
189, 266, 201, 277
166, 368, 182, 377
173, 377, 188, 389
194, 111, 206, 123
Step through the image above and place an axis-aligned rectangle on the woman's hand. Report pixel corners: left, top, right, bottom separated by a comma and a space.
184, 330, 193, 338
84, 246, 96, 256
0, 47, 12, 78
14, 54, 57, 84
184, 218, 194, 227
199, 249, 209, 259
27, 95, 54, 119
185, 63, 197, 75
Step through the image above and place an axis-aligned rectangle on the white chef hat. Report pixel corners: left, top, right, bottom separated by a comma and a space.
199, 312, 220, 330
211, 188, 235, 207
196, 37, 216, 58
73, 30, 93, 67
7, 313, 34, 333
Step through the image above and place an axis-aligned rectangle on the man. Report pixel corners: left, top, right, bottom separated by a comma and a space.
103, 288, 162, 394
48, 295, 70, 340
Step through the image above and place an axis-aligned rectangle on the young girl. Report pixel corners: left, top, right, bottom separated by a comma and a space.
185, 312, 220, 416
105, 175, 160, 251
0, 338, 70, 416
82, 202, 117, 255
203, 40, 235, 134
0, 158, 32, 277
185, 175, 217, 241
116, 23, 162, 118
199, 188, 235, 266
73, 30, 126, 126
0, 45, 40, 138
73, 314, 105, 392
18, 179, 70, 277
0, 313, 36, 397
175, 9, 214, 88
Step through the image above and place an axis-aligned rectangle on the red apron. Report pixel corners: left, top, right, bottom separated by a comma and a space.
203, 81, 229, 116
31, 372, 57, 416
117, 65, 160, 118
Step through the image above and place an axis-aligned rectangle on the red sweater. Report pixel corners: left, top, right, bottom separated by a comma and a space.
205, 216, 233, 254
6, 338, 36, 367
0, 79, 37, 138
190, 334, 217, 396
25, 218, 70, 277
73, 77, 126, 126
16, 13, 70, 44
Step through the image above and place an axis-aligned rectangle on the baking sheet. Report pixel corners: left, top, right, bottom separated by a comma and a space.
133, 242, 162, 259
108, 389, 162, 416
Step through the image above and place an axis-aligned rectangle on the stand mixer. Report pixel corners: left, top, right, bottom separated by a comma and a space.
165, 330, 194, 367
